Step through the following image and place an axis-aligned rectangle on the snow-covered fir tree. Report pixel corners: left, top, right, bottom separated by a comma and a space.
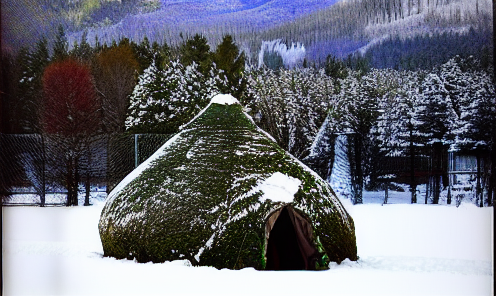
414, 73, 455, 147
246, 66, 332, 159
304, 114, 337, 181
451, 70, 495, 152
371, 70, 427, 202
326, 71, 382, 203
126, 60, 226, 134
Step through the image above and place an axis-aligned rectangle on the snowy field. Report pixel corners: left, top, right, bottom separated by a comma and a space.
2, 190, 493, 296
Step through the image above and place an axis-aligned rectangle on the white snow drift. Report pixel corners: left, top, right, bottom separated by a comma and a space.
2, 194, 493, 296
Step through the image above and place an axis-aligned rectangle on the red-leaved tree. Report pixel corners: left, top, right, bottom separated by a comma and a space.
41, 58, 100, 206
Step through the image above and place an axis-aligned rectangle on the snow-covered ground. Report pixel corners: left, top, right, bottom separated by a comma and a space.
3, 193, 493, 296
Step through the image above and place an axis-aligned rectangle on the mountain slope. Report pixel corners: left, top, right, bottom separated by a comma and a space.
67, 0, 341, 48
253, 0, 493, 66
1, 0, 340, 53
2, 0, 492, 70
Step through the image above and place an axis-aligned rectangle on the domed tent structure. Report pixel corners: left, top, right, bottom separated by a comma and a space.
99, 94, 357, 270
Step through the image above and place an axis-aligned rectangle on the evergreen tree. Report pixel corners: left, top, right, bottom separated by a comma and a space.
70, 31, 93, 61
152, 40, 170, 70
325, 54, 348, 80
14, 47, 35, 132
126, 60, 225, 134
452, 69, 496, 206
212, 35, 246, 100
246, 67, 331, 160
179, 34, 212, 76
415, 73, 454, 204
372, 70, 425, 203
52, 24, 68, 61
303, 115, 337, 181
134, 36, 170, 72
328, 71, 380, 204
135, 36, 153, 71
17, 37, 50, 132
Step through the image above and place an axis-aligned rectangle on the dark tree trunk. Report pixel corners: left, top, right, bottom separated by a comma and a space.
73, 159, 80, 206
384, 182, 388, 204
66, 156, 79, 206
66, 157, 74, 207
354, 135, 363, 204
432, 175, 439, 204
410, 131, 417, 203
40, 134, 46, 207
432, 143, 443, 204
84, 176, 91, 206
447, 185, 451, 205
425, 179, 429, 204
477, 152, 482, 207
84, 146, 91, 206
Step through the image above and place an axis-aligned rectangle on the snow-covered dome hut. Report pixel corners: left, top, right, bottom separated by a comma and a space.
99, 94, 357, 270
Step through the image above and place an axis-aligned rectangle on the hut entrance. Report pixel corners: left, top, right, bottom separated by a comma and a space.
265, 206, 319, 270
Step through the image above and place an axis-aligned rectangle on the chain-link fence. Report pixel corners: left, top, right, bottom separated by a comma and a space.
107, 133, 172, 193
1, 133, 172, 205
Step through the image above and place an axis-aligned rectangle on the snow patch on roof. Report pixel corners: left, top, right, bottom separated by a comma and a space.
211, 94, 240, 105
255, 172, 302, 203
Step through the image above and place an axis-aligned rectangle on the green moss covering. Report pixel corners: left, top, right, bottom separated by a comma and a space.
99, 101, 358, 269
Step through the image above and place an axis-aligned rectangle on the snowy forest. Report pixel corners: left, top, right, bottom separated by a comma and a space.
1, 0, 495, 207
1, 25, 494, 207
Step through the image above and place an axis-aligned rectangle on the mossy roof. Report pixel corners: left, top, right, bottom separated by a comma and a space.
99, 94, 357, 269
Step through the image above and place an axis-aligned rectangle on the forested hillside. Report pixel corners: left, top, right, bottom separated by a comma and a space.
1, 0, 160, 52
254, 0, 493, 68
3, 0, 491, 69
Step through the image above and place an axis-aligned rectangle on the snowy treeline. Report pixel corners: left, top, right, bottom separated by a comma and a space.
125, 53, 495, 206
126, 61, 226, 134
305, 56, 495, 205
245, 67, 333, 159
1, 19, 494, 207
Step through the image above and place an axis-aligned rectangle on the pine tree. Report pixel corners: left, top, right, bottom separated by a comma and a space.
135, 36, 159, 72
136, 36, 151, 68
303, 115, 337, 181
452, 69, 496, 206
373, 70, 425, 203
415, 73, 454, 204
52, 24, 68, 61
325, 54, 348, 81
152, 40, 170, 70
17, 37, 50, 132
212, 35, 246, 100
126, 60, 225, 134
328, 71, 380, 204
70, 31, 93, 61
246, 67, 331, 160
179, 34, 212, 76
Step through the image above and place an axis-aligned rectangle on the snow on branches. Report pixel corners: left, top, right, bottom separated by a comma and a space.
126, 60, 227, 134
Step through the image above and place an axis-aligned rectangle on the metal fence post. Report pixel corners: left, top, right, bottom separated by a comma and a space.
135, 134, 139, 169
